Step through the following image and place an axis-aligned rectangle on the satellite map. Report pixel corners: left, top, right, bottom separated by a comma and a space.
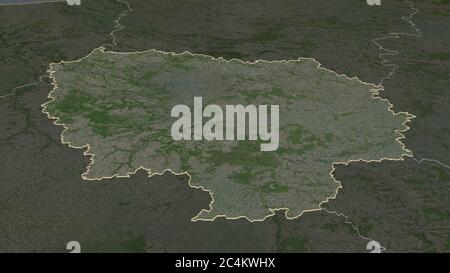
0, 0, 449, 261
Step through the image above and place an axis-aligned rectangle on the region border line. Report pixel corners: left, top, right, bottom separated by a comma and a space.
41, 45, 414, 223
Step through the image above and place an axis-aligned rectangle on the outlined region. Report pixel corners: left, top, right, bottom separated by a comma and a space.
42, 47, 413, 222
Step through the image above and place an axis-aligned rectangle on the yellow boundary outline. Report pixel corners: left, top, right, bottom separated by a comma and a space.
42, 46, 415, 222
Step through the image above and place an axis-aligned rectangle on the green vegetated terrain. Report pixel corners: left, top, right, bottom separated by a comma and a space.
0, 0, 449, 252
43, 48, 410, 221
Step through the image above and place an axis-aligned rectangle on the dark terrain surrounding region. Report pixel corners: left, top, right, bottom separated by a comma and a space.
0, 0, 126, 97
329, 160, 450, 252
0, 0, 449, 252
